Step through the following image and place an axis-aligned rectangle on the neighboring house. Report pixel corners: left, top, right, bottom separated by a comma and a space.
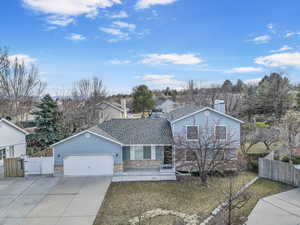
51, 100, 243, 180
156, 99, 179, 113
96, 99, 130, 123
0, 119, 28, 166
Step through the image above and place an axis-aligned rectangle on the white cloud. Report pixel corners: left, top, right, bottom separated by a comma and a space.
65, 33, 86, 41
141, 53, 203, 65
47, 15, 74, 26
22, 0, 122, 16
255, 52, 300, 69
225, 67, 262, 74
267, 23, 273, 30
109, 59, 132, 64
99, 27, 125, 35
23, 0, 122, 26
108, 10, 128, 18
135, 0, 177, 9
270, 45, 292, 53
99, 27, 130, 42
113, 21, 136, 30
138, 74, 185, 89
251, 35, 270, 44
285, 31, 300, 38
8, 54, 38, 65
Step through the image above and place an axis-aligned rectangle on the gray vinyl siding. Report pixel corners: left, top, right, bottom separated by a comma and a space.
53, 132, 122, 166
171, 109, 241, 148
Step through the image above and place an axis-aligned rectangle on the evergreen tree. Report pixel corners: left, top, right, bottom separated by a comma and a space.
32, 94, 63, 147
222, 80, 233, 92
257, 73, 291, 118
132, 85, 155, 115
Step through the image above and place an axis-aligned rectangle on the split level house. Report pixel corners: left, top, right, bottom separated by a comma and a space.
51, 100, 243, 181
0, 119, 28, 166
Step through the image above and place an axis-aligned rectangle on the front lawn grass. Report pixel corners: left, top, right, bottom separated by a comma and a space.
94, 172, 256, 225
245, 141, 284, 154
232, 178, 293, 224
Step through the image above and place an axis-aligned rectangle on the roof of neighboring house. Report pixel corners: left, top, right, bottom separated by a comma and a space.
166, 105, 204, 121
96, 101, 128, 113
156, 98, 176, 106
0, 118, 29, 135
90, 118, 173, 145
166, 105, 244, 124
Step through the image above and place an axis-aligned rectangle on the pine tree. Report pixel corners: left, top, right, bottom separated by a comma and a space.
32, 94, 63, 147
132, 85, 155, 115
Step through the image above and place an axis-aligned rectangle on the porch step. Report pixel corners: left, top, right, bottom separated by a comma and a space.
112, 174, 177, 182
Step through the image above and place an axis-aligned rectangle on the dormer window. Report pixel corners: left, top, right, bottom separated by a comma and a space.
186, 126, 199, 140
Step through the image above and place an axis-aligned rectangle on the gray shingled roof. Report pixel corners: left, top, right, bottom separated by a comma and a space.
166, 105, 204, 122
89, 118, 173, 145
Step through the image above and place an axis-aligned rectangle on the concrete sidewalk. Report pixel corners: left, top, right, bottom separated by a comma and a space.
0, 176, 111, 225
247, 188, 300, 225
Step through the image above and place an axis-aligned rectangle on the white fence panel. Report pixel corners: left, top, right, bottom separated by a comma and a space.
24, 156, 54, 175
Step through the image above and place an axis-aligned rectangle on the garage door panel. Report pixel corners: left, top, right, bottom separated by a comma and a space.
64, 155, 113, 176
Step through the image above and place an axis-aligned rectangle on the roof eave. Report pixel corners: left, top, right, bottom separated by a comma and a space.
0, 119, 29, 135
170, 107, 244, 124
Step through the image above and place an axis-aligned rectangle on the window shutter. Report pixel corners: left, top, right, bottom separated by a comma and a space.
122, 146, 130, 161
155, 146, 164, 161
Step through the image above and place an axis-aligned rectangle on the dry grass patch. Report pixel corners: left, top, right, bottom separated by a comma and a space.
95, 172, 256, 225
232, 178, 293, 224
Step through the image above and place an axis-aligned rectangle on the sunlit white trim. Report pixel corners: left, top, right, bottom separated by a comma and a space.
50, 130, 123, 148
0, 118, 29, 135
170, 107, 244, 124
214, 124, 227, 141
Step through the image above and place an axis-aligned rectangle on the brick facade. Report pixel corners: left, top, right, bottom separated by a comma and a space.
123, 160, 162, 169
114, 163, 124, 173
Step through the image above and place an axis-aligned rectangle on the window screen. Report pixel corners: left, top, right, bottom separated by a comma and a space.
187, 126, 198, 140
143, 146, 151, 160
134, 146, 143, 160
215, 126, 227, 140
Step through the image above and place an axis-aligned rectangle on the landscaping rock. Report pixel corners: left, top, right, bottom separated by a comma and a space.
128, 208, 199, 225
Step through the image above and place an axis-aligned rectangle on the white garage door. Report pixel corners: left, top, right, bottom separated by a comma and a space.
64, 155, 113, 176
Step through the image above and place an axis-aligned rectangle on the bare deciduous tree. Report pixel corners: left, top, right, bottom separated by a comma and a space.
60, 77, 107, 134
257, 127, 280, 150
0, 48, 46, 122
174, 120, 238, 185
281, 110, 300, 161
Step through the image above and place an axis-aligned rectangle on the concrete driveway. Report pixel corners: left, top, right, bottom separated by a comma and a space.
247, 188, 300, 225
0, 176, 111, 225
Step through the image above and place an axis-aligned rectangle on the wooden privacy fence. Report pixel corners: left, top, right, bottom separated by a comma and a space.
259, 158, 300, 187
4, 158, 25, 177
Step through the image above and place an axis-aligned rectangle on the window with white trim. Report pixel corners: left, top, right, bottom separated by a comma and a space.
186, 126, 198, 140
215, 126, 227, 140
0, 148, 6, 160
100, 111, 104, 119
8, 146, 14, 157
127, 146, 153, 160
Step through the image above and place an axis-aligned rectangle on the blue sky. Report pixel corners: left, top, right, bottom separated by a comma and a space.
1, 0, 300, 95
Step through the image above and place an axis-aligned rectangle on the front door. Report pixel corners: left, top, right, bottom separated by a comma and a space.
0, 148, 6, 166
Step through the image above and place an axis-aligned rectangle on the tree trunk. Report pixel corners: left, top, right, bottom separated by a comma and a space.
200, 171, 208, 186
264, 141, 270, 150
